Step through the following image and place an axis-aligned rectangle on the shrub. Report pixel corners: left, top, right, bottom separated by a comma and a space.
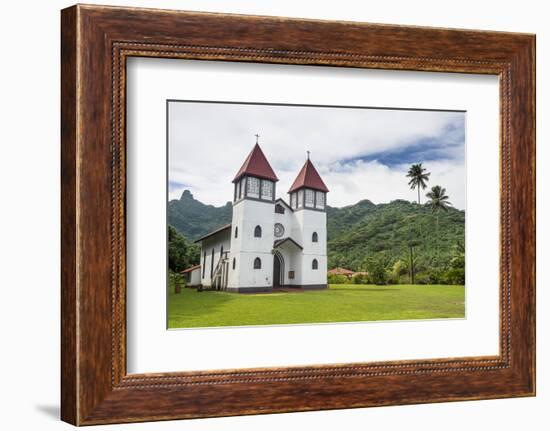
352, 273, 369, 284
445, 268, 465, 285
426, 269, 444, 284
328, 274, 351, 284
363, 256, 388, 285
385, 270, 398, 285
168, 270, 185, 293
392, 260, 408, 277
414, 273, 430, 285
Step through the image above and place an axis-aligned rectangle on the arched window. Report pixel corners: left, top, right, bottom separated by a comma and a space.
312, 259, 319, 270
253, 257, 262, 269
254, 225, 262, 238
312, 232, 318, 243
232, 257, 236, 270
235, 226, 238, 238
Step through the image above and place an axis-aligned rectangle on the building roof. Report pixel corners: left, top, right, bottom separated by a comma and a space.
181, 264, 201, 274
193, 223, 232, 243
275, 198, 293, 212
328, 267, 354, 276
288, 158, 329, 193
232, 143, 278, 183
273, 237, 303, 250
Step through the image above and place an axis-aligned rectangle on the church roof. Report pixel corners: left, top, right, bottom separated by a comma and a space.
193, 223, 232, 243
273, 237, 303, 250
288, 159, 329, 193
232, 143, 278, 183
275, 198, 293, 212
181, 264, 201, 274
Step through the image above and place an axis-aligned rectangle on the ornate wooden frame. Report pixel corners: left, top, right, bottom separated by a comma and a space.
61, 4, 535, 425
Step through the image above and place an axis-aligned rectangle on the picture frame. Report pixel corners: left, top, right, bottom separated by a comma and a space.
61, 4, 535, 425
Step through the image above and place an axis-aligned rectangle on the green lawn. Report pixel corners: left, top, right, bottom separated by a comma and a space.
167, 284, 465, 329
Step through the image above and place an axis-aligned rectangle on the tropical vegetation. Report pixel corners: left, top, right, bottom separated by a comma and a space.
168, 163, 465, 286
406, 162, 431, 204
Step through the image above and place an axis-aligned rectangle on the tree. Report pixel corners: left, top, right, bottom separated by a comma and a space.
168, 225, 200, 272
447, 240, 465, 284
363, 254, 389, 285
425, 185, 452, 256
406, 163, 431, 204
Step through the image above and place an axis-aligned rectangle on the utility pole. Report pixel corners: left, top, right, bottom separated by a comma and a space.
409, 245, 415, 284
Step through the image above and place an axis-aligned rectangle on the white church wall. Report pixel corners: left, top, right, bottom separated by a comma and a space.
289, 212, 304, 246
294, 208, 328, 287
229, 252, 273, 290
188, 268, 201, 286
301, 255, 327, 286
228, 198, 275, 290
200, 230, 231, 287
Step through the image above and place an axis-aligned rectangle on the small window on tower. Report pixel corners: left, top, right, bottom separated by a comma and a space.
312, 259, 319, 270
240, 177, 246, 198
261, 180, 273, 200
297, 190, 304, 208
316, 191, 325, 209
235, 226, 238, 238
254, 225, 262, 238
254, 257, 262, 269
232, 258, 236, 270
305, 189, 315, 207
312, 232, 318, 243
247, 177, 260, 198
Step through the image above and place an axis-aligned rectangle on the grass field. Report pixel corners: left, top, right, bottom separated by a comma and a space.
167, 284, 465, 329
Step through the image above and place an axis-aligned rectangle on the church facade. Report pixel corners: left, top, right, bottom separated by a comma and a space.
194, 141, 329, 292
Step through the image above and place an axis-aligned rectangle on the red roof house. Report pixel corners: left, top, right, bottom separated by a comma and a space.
328, 267, 355, 277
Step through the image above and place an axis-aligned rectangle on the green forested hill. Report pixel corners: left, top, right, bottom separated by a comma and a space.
168, 191, 465, 282
327, 199, 464, 273
168, 190, 232, 241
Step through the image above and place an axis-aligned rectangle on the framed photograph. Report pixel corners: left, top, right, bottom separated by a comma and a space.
61, 4, 535, 425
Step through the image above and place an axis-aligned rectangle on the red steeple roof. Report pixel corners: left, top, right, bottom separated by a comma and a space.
232, 143, 279, 183
288, 158, 329, 193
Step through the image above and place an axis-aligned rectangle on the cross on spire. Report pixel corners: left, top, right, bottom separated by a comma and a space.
255, 133, 260, 144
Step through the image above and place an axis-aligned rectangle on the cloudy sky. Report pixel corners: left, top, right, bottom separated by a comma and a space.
168, 101, 465, 210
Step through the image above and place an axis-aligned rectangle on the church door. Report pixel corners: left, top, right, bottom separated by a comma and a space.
273, 254, 282, 287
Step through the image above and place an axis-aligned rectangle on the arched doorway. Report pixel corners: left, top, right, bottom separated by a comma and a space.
273, 252, 284, 287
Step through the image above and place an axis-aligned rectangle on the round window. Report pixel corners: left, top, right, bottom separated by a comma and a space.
274, 223, 285, 238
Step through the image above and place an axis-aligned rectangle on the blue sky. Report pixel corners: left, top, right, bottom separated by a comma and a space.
352, 123, 464, 167
168, 102, 465, 209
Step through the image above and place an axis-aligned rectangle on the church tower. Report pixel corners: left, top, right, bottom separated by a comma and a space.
227, 138, 278, 292
288, 155, 329, 288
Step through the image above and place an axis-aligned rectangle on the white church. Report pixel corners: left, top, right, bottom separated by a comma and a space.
192, 140, 329, 293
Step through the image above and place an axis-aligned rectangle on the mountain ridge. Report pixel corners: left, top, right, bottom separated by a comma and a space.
168, 190, 465, 273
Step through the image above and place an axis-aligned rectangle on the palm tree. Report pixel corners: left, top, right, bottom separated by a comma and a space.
406, 163, 431, 204
425, 185, 452, 256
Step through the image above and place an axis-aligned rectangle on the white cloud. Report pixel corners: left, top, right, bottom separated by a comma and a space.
168, 102, 465, 209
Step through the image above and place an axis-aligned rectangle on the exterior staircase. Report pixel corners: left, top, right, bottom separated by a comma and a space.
211, 251, 230, 291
